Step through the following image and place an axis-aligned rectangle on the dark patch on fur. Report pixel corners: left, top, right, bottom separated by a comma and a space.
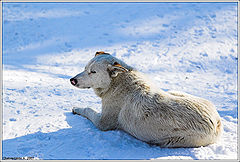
95, 51, 110, 57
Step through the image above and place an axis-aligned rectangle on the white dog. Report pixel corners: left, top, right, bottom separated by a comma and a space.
70, 51, 222, 148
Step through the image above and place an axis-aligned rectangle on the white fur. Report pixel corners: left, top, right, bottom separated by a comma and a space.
71, 53, 222, 148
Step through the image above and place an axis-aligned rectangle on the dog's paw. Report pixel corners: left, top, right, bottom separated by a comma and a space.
72, 107, 85, 116
72, 108, 77, 115
72, 107, 82, 115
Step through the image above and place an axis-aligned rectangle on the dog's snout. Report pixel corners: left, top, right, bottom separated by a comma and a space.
70, 78, 78, 86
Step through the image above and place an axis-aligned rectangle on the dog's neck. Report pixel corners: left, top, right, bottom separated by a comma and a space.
96, 71, 151, 99
93, 87, 109, 98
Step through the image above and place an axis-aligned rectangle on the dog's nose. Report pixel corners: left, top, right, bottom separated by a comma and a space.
70, 78, 78, 86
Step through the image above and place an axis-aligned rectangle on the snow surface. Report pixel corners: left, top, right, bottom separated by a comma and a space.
2, 2, 238, 160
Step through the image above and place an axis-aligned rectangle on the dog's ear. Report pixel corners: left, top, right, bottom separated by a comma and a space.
95, 51, 110, 57
108, 62, 128, 77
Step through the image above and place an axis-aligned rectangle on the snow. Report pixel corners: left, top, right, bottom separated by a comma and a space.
2, 2, 238, 160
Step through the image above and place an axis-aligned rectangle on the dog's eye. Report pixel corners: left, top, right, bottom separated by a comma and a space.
88, 70, 96, 75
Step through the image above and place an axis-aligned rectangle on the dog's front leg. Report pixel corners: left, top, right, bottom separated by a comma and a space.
72, 107, 100, 126
72, 107, 115, 131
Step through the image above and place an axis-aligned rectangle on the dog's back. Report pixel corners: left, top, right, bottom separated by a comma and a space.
109, 70, 222, 147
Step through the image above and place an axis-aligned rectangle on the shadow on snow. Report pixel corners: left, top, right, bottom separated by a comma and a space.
3, 112, 197, 160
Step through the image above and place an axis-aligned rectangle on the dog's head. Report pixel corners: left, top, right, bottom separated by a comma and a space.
70, 51, 133, 90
